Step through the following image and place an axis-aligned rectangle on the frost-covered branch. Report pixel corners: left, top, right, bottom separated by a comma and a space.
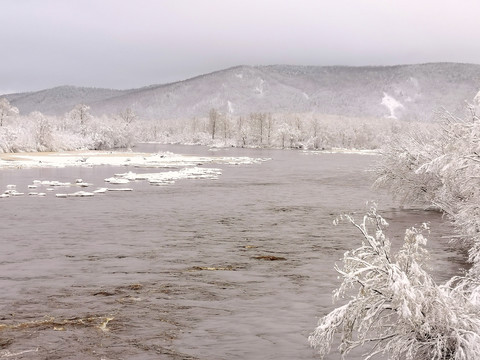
309, 206, 480, 360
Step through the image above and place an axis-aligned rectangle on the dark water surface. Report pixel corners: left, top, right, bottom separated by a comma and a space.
0, 145, 465, 359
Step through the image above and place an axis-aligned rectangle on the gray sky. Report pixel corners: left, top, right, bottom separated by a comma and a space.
2, 0, 480, 94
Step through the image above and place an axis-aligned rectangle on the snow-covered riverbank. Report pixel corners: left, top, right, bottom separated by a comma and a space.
0, 150, 268, 169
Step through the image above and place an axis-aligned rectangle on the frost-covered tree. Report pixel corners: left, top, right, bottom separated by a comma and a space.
118, 108, 137, 127
308, 106, 480, 360
31, 111, 55, 151
65, 104, 92, 136
0, 98, 19, 127
309, 207, 480, 359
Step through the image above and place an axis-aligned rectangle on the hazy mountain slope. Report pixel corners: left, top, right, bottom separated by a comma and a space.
4, 63, 480, 120
5, 86, 127, 115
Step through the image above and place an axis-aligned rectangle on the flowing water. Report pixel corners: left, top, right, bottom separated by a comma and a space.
0, 145, 466, 360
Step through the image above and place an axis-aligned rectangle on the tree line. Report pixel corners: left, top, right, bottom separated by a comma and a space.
0, 99, 427, 153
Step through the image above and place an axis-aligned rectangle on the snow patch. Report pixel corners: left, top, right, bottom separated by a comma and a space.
235, 73, 243, 79
227, 100, 234, 114
254, 79, 265, 96
381, 92, 404, 119
409, 76, 420, 88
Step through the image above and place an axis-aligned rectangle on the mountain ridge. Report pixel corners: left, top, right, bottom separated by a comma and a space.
3, 63, 480, 120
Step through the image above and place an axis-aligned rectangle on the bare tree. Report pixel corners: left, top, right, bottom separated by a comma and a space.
118, 108, 137, 127
250, 112, 267, 145
209, 108, 219, 140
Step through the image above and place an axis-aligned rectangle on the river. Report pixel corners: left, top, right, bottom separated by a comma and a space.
0, 144, 465, 360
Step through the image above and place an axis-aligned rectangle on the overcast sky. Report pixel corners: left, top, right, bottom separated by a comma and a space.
2, 0, 480, 94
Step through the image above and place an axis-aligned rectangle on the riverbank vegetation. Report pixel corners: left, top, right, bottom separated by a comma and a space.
0, 98, 429, 153
309, 106, 480, 359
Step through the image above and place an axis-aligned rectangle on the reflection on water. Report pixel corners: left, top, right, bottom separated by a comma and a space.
0, 144, 466, 359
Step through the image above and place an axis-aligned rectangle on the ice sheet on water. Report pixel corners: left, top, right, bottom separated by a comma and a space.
114, 167, 222, 185
104, 177, 130, 184
56, 191, 95, 198
0, 150, 268, 201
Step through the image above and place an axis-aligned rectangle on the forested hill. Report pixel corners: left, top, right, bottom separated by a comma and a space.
4, 63, 480, 120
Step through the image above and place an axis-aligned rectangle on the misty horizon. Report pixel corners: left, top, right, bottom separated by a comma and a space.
3, 0, 480, 94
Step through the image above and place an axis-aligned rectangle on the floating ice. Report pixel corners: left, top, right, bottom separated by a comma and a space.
29, 192, 46, 196
4, 190, 24, 196
0, 150, 269, 201
40, 180, 71, 187
76, 182, 92, 187
56, 191, 95, 198
104, 177, 130, 184
114, 167, 222, 186
93, 188, 108, 194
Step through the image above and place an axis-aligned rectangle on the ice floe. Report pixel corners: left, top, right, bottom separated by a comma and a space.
56, 191, 95, 198
4, 189, 24, 196
38, 180, 72, 187
93, 188, 108, 194
0, 149, 269, 200
104, 177, 130, 184
113, 167, 222, 185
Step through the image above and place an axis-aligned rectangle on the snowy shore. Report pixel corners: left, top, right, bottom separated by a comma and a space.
0, 150, 267, 169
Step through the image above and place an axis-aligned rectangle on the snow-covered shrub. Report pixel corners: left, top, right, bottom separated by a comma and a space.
374, 127, 443, 206
357, 107, 480, 359
0, 105, 141, 153
309, 207, 480, 360
375, 107, 480, 250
